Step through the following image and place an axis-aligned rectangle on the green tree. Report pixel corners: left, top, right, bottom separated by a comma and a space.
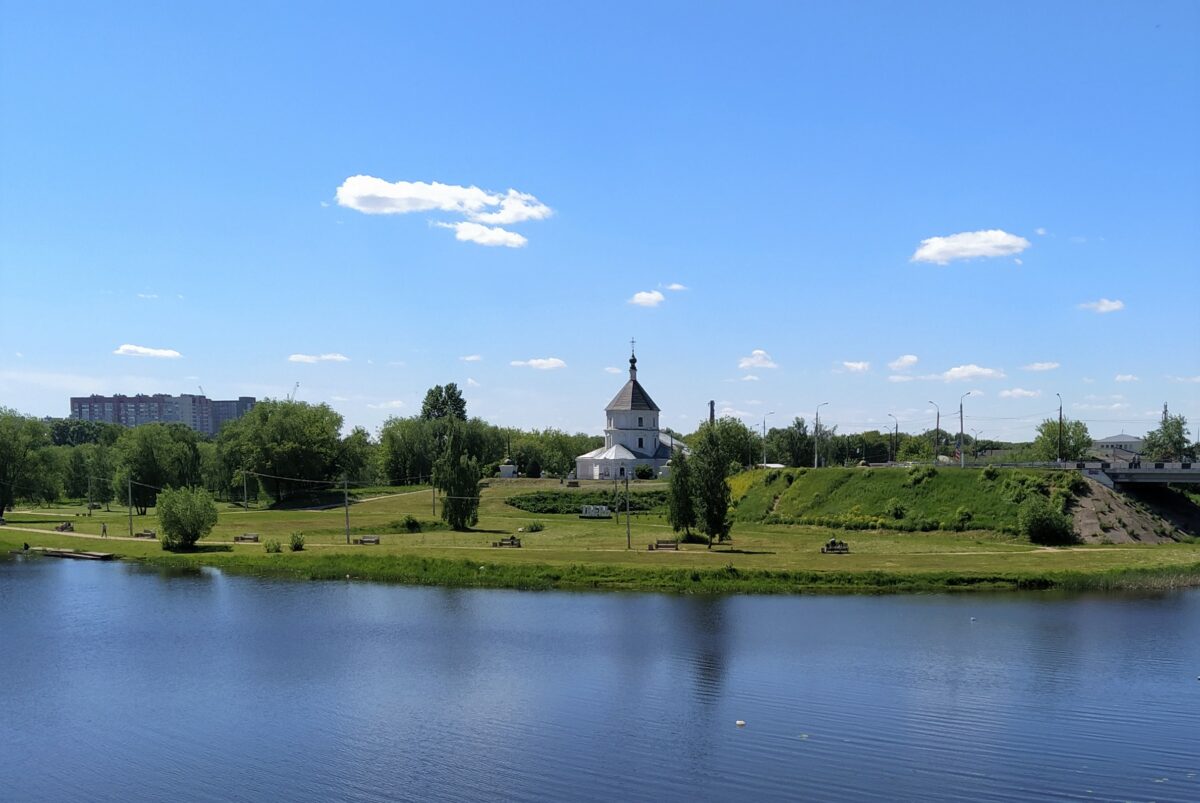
766, 417, 811, 468
216, 400, 343, 502
692, 424, 732, 547
1142, 414, 1194, 462
66, 445, 91, 499
157, 486, 219, 550
90, 444, 117, 510
432, 420, 482, 530
1031, 418, 1092, 461
666, 448, 697, 538
26, 447, 67, 506
0, 409, 48, 514
338, 426, 376, 483
420, 383, 468, 421
379, 416, 439, 483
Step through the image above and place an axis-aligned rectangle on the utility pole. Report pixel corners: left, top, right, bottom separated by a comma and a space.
127, 477, 133, 537
762, 411, 774, 467
432, 486, 436, 516
87, 476, 92, 517
814, 402, 829, 468
343, 475, 350, 545
929, 401, 940, 463
243, 470, 249, 512
971, 428, 982, 460
624, 472, 631, 550
888, 413, 898, 464
959, 392, 972, 468
1056, 392, 1063, 463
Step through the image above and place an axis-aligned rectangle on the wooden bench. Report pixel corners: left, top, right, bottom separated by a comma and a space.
648, 539, 679, 551
234, 533, 260, 543
354, 535, 380, 545
566, 480, 579, 487
492, 536, 521, 548
134, 530, 157, 539
54, 522, 75, 532
821, 540, 850, 554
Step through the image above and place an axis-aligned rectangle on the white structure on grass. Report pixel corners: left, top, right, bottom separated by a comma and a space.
575, 349, 685, 480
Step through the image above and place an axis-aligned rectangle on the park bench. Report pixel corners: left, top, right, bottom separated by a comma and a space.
821, 539, 850, 554
492, 536, 521, 548
54, 522, 74, 532
566, 480, 579, 487
354, 535, 381, 545
648, 539, 679, 551
134, 530, 157, 539
234, 533, 260, 543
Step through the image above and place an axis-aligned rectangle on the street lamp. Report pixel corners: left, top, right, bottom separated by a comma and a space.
762, 411, 774, 467
928, 401, 940, 463
1056, 392, 1063, 463
814, 402, 829, 468
959, 391, 973, 468
888, 413, 898, 464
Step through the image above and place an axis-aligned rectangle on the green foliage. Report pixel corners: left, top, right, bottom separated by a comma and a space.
289, 532, 305, 551
0, 409, 50, 512
955, 507, 974, 530
905, 465, 937, 487
886, 498, 906, 519
526, 520, 545, 533
981, 464, 999, 482
48, 418, 122, 447
433, 420, 481, 531
508, 489, 668, 514
112, 423, 201, 514
1018, 496, 1077, 545
157, 486, 219, 551
1142, 413, 1194, 461
217, 400, 343, 503
420, 383, 468, 421
693, 423, 733, 545
403, 514, 422, 532
1031, 418, 1092, 461
264, 538, 282, 553
667, 449, 697, 536
634, 463, 654, 480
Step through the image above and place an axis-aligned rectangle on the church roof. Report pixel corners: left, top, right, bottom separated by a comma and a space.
605, 379, 660, 412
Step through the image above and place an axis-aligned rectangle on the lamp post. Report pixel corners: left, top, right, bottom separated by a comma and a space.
959, 391, 972, 468
762, 411, 774, 467
888, 413, 898, 464
814, 402, 829, 468
971, 428, 982, 460
928, 401, 940, 463
1056, 392, 1063, 463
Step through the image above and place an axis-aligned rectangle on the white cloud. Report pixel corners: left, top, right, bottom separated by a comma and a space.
1023, 361, 1060, 372
1035, 227, 1048, 236
1079, 298, 1124, 314
1082, 377, 1095, 383
460, 354, 483, 362
466, 377, 481, 387
511, 357, 566, 370
14, 352, 22, 359
334, 176, 551, 246
842, 361, 870, 373
741, 375, 760, 382
1013, 258, 1023, 265
665, 283, 687, 291
604, 366, 622, 374
1074, 401, 1130, 411
938, 364, 1005, 382
888, 354, 919, 371
113, 344, 182, 359
367, 400, 405, 410
136, 293, 158, 300
288, 353, 350, 364
331, 395, 350, 402
888, 375, 915, 383
436, 221, 527, 248
1114, 374, 1138, 382
629, 290, 665, 307
910, 229, 1031, 265
738, 349, 777, 369
1000, 388, 1041, 398
1167, 375, 1200, 383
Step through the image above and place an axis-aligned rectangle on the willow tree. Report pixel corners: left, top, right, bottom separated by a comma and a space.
433, 420, 481, 531
692, 424, 732, 548
666, 448, 696, 539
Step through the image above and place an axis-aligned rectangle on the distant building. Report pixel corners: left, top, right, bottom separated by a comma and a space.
70, 393, 256, 436
575, 350, 686, 480
1093, 434, 1145, 457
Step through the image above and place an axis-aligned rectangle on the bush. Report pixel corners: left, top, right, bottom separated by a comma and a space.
955, 507, 974, 530
981, 465, 999, 482
157, 486, 219, 551
526, 520, 545, 532
264, 538, 282, 553
885, 497, 907, 519
905, 465, 937, 487
1019, 497, 1077, 545
765, 469, 780, 485
289, 532, 305, 551
403, 514, 423, 532
784, 473, 795, 486
635, 464, 654, 480
525, 459, 542, 479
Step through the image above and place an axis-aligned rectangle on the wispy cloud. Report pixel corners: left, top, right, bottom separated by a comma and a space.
1074, 401, 1130, 411
367, 400, 405, 410
604, 366, 622, 374
335, 176, 551, 247
288, 353, 349, 363
1000, 388, 1041, 398
1114, 374, 1138, 382
842, 361, 870, 373
888, 375, 915, 383
1035, 227, 1048, 236
1023, 361, 1059, 372
665, 283, 687, 291
936, 364, 1005, 382
738, 349, 777, 369
460, 354, 483, 362
911, 229, 1031, 265
1079, 298, 1124, 314
114, 344, 182, 359
511, 357, 566, 370
629, 290, 665, 307
136, 293, 158, 300
466, 377, 481, 387
741, 375, 760, 382
888, 354, 918, 371
1167, 375, 1200, 384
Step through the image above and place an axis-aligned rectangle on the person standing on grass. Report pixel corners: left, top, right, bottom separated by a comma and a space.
101, 522, 107, 538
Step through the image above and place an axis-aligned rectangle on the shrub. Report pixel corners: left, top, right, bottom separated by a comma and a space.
885, 497, 906, 519
403, 514, 422, 533
905, 465, 937, 487
635, 463, 654, 480
525, 459, 542, 479
157, 486, 219, 551
955, 507, 974, 530
264, 538, 282, 553
1019, 497, 1077, 545
289, 532, 305, 551
784, 473, 795, 486
526, 520, 545, 533
981, 464, 999, 482
765, 469, 780, 485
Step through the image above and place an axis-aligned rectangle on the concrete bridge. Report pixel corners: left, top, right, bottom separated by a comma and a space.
1076, 461, 1200, 488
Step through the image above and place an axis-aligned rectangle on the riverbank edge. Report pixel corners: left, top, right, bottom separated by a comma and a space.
6, 533, 1200, 594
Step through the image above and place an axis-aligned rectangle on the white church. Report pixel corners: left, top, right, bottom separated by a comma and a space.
575, 349, 686, 480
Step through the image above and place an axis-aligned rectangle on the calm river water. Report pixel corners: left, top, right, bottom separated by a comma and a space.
2, 557, 1198, 802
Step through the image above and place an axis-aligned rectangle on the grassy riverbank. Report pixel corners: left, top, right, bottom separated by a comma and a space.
5, 478, 1200, 594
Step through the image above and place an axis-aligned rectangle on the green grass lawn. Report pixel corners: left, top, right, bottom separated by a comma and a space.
6, 477, 1200, 593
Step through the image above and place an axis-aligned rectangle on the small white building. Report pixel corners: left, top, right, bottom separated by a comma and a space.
576, 351, 685, 480
1094, 434, 1145, 457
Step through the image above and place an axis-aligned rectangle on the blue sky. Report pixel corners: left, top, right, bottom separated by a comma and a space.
2, 1, 1197, 441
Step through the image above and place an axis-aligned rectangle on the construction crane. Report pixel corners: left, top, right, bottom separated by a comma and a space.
288, 382, 300, 402
198, 385, 205, 397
